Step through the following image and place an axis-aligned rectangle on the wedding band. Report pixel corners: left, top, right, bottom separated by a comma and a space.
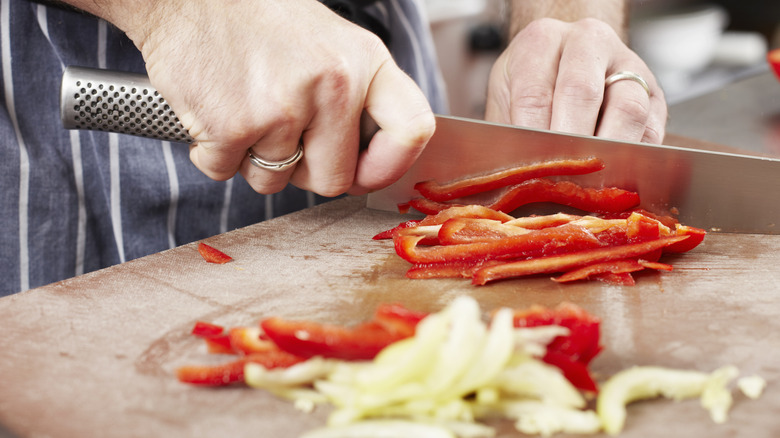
605, 71, 651, 97
247, 143, 304, 172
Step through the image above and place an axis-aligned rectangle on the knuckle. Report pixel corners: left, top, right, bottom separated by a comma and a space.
556, 77, 602, 106
610, 94, 651, 124
513, 83, 555, 112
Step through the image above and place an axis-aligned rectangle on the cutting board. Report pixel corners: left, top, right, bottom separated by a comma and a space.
0, 192, 778, 438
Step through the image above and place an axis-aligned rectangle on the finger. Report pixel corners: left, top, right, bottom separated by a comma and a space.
548, 24, 611, 136
492, 19, 565, 129
350, 58, 435, 194
239, 119, 306, 194
595, 77, 652, 143
642, 89, 668, 144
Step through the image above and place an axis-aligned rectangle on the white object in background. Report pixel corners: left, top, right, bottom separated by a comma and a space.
713, 31, 768, 67
630, 4, 728, 93
422, 0, 486, 23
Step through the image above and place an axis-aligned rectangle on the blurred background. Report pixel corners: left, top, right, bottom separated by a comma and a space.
423, 0, 780, 117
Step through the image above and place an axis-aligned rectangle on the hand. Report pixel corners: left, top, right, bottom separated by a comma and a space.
121, 0, 434, 196
485, 18, 666, 144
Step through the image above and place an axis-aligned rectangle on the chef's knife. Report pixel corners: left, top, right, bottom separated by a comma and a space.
60, 66, 780, 234
367, 115, 780, 235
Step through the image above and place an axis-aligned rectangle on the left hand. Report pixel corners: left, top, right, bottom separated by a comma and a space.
485, 18, 667, 144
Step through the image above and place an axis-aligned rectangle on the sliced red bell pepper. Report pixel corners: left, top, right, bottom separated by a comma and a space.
176, 350, 305, 386
511, 302, 602, 366
543, 350, 598, 392
197, 242, 233, 264
229, 326, 277, 355
405, 260, 503, 279
394, 224, 602, 265
593, 272, 636, 285
373, 303, 428, 337
413, 157, 605, 202
489, 179, 640, 214
626, 212, 668, 243
372, 220, 422, 240
553, 259, 673, 284
191, 321, 226, 338
664, 225, 706, 253
438, 218, 530, 245
408, 197, 458, 215
472, 235, 688, 285
260, 318, 410, 361
418, 205, 515, 226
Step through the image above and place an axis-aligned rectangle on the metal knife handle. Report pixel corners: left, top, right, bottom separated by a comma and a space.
60, 66, 194, 143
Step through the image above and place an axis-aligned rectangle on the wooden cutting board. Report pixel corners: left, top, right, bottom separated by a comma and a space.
0, 194, 778, 438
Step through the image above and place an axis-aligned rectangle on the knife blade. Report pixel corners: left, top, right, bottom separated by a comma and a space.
367, 115, 780, 234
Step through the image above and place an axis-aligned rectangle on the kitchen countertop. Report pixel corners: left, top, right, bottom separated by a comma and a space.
1, 72, 779, 438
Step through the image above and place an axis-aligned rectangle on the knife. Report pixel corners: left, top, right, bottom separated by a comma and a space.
60, 67, 780, 234
367, 115, 780, 235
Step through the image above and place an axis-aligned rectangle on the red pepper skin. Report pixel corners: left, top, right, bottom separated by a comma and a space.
408, 198, 458, 215
260, 318, 410, 361
472, 235, 688, 285
512, 302, 602, 365
406, 260, 503, 279
664, 225, 706, 253
197, 242, 233, 264
394, 224, 602, 265
553, 259, 672, 284
511, 302, 602, 391
176, 350, 305, 386
191, 321, 226, 338
228, 326, 277, 355
489, 179, 640, 214
373, 303, 428, 337
414, 157, 605, 202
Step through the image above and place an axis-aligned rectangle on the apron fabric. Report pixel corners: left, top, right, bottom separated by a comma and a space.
0, 0, 447, 296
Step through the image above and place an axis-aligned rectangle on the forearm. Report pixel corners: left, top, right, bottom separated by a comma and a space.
53, 0, 168, 47
506, 0, 628, 41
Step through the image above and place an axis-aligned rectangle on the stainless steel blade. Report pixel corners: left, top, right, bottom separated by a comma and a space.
367, 115, 780, 234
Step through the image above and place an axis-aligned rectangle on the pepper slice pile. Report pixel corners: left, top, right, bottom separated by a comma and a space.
375, 158, 705, 285
177, 301, 601, 394
405, 157, 640, 215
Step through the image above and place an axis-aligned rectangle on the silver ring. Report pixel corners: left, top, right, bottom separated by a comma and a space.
247, 143, 304, 172
605, 71, 651, 97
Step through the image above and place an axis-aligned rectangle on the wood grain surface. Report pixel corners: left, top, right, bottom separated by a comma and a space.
0, 195, 778, 438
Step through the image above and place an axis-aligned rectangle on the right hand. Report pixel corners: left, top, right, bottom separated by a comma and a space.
113, 0, 435, 196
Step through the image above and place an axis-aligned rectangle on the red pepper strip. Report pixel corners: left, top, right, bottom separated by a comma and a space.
396, 225, 441, 246
372, 220, 422, 240
594, 272, 636, 285
394, 224, 602, 264
438, 218, 530, 245
198, 242, 233, 264
505, 213, 581, 230
406, 260, 504, 279
664, 225, 706, 253
191, 321, 226, 338
228, 326, 277, 355
414, 157, 605, 202
626, 212, 669, 243
472, 235, 688, 285
204, 336, 235, 354
603, 208, 679, 229
408, 197, 461, 215
176, 350, 306, 386
553, 259, 647, 283
373, 303, 428, 337
543, 351, 599, 392
489, 179, 641, 214
397, 202, 411, 214
419, 205, 514, 226
553, 258, 671, 284
511, 302, 602, 365
768, 48, 780, 81
260, 318, 411, 361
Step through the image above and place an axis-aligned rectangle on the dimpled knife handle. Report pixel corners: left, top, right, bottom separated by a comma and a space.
60, 66, 194, 143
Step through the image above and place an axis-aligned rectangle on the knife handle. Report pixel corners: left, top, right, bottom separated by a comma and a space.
60, 66, 194, 143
